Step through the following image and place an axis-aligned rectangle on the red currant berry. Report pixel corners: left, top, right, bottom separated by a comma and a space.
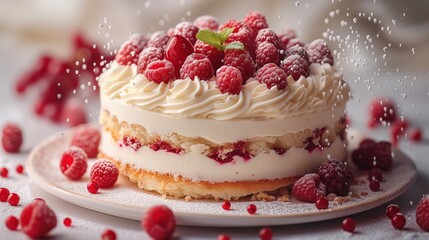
1, 167, 8, 178
369, 179, 381, 191
5, 215, 19, 230
217, 234, 231, 240
7, 193, 20, 206
222, 200, 231, 211
247, 204, 257, 215
368, 168, 383, 181
342, 217, 356, 233
259, 227, 273, 240
0, 187, 10, 202
87, 181, 99, 194
386, 204, 400, 219
391, 213, 406, 229
315, 197, 329, 210
101, 229, 117, 240
63, 217, 72, 227
16, 164, 24, 174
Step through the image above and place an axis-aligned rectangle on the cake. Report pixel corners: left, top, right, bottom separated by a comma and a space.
98, 12, 350, 200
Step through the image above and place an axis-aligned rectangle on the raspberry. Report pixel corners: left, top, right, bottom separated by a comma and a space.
278, 29, 297, 48
60, 146, 88, 180
256, 63, 287, 90
225, 26, 256, 59
259, 227, 273, 240
416, 195, 429, 232
219, 19, 245, 32
144, 60, 176, 84
194, 40, 224, 71
147, 31, 170, 50
173, 22, 199, 45
70, 125, 100, 158
255, 28, 284, 51
20, 200, 57, 238
224, 49, 255, 81
123, 136, 142, 151
368, 97, 397, 128
193, 15, 219, 31
247, 204, 257, 214
180, 53, 214, 80
165, 35, 194, 77
90, 159, 119, 188
216, 66, 243, 95
255, 42, 281, 68
142, 205, 176, 240
0, 187, 10, 202
306, 39, 334, 65
243, 11, 268, 34
292, 173, 326, 203
8, 193, 20, 206
284, 38, 305, 49
410, 128, 423, 142
60, 98, 87, 127
102, 229, 117, 240
284, 45, 309, 62
5, 215, 19, 230
2, 123, 23, 153
115, 40, 144, 66
128, 33, 149, 49
281, 55, 310, 81
318, 159, 353, 196
137, 47, 165, 74
352, 141, 393, 170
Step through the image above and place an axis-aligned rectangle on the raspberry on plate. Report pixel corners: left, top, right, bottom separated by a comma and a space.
145, 60, 176, 84
306, 39, 334, 65
255, 28, 284, 52
256, 63, 287, 90
2, 123, 23, 153
137, 47, 165, 74
255, 42, 281, 68
173, 21, 199, 45
216, 66, 243, 95
180, 53, 214, 80
147, 31, 170, 50
70, 125, 100, 158
193, 15, 219, 31
115, 39, 145, 66
351, 141, 393, 170
243, 11, 268, 35
224, 49, 255, 81
20, 200, 57, 238
194, 40, 224, 71
416, 195, 429, 232
142, 205, 176, 240
90, 159, 119, 188
292, 173, 326, 203
60, 146, 88, 180
318, 159, 353, 196
281, 54, 310, 81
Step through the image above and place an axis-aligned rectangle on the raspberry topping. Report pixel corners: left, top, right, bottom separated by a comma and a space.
255, 28, 284, 51
255, 42, 281, 68
278, 29, 297, 48
284, 45, 309, 62
368, 97, 397, 128
259, 227, 273, 240
225, 26, 256, 59
416, 195, 429, 232
216, 66, 243, 95
149, 140, 184, 155
0, 187, 10, 202
281, 54, 310, 81
5, 215, 19, 230
194, 40, 224, 71
123, 136, 142, 151
2, 123, 23, 153
256, 63, 288, 90
243, 11, 268, 34
193, 15, 219, 31
224, 49, 255, 81
115, 39, 145, 66
142, 205, 176, 240
8, 193, 20, 206
180, 53, 214, 80
144, 60, 176, 84
292, 173, 326, 203
137, 47, 165, 74
284, 38, 305, 49
306, 39, 334, 65
352, 141, 393, 170
70, 126, 100, 158
165, 35, 194, 77
147, 31, 170, 50
60, 146, 88, 180
102, 229, 117, 240
20, 200, 57, 238
173, 22, 199, 45
90, 159, 119, 188
317, 159, 353, 196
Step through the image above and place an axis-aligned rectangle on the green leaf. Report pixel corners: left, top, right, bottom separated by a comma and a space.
196, 30, 223, 50
224, 41, 244, 50
218, 28, 233, 42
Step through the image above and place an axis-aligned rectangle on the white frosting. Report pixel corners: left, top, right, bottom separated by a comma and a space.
101, 131, 347, 182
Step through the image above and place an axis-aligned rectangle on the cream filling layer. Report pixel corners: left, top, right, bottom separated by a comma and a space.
101, 131, 347, 183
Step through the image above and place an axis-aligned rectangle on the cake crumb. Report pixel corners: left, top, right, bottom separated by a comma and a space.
251, 192, 275, 202
327, 193, 337, 201
334, 196, 352, 205
184, 196, 192, 202
277, 194, 290, 202
351, 192, 360, 198
360, 191, 368, 196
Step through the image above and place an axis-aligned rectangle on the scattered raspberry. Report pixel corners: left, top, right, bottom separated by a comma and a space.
281, 54, 310, 81
352, 141, 393, 170
368, 97, 397, 128
63, 217, 72, 227
0, 187, 10, 202
391, 213, 406, 229
5, 215, 19, 230
60, 98, 87, 127
145, 60, 176, 84
87, 181, 99, 194
147, 31, 170, 50
318, 159, 353, 196
90, 159, 119, 188
102, 229, 117, 240
306, 39, 334, 65
173, 22, 199, 45
222, 200, 231, 211
247, 204, 257, 215
292, 173, 326, 203
137, 47, 165, 74
194, 40, 224, 71
20, 200, 57, 238
123, 136, 142, 151
255, 42, 281, 68
386, 204, 400, 219
278, 29, 297, 48
410, 128, 423, 142
369, 179, 381, 191
165, 35, 194, 77
256, 63, 287, 90
2, 123, 23, 153
70, 126, 100, 158
284, 45, 309, 62
342, 217, 356, 233
142, 205, 176, 240
0, 167, 8, 178
284, 38, 305, 49
255, 28, 284, 51
243, 11, 268, 34
217, 234, 231, 240
315, 196, 329, 210
180, 53, 214, 80
193, 15, 219, 31
225, 26, 256, 59
60, 146, 88, 180
416, 195, 429, 232
8, 193, 20, 206
216, 66, 243, 95
391, 119, 408, 146
115, 40, 144, 66
224, 49, 255, 81
259, 227, 273, 240
368, 168, 383, 181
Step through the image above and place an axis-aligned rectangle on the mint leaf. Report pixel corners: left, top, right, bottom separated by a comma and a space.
218, 28, 233, 42
196, 30, 223, 50
224, 41, 245, 50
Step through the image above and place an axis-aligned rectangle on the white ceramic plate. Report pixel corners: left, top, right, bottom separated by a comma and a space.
26, 127, 416, 227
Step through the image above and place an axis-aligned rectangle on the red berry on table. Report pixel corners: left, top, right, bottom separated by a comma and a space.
70, 125, 100, 158
180, 53, 214, 80
315, 197, 329, 210
90, 159, 119, 188
102, 229, 117, 240
292, 173, 326, 203
165, 35, 194, 77
144, 60, 176, 84
369, 179, 381, 191
216, 66, 243, 95
5, 215, 19, 230
259, 227, 273, 240
63, 217, 72, 227
255, 42, 281, 68
137, 47, 165, 74
342, 217, 356, 233
368, 97, 397, 128
0, 187, 10, 202
60, 98, 87, 127
224, 49, 256, 81
368, 168, 383, 181
20, 200, 57, 238
0, 167, 8, 178
173, 22, 199, 45
243, 11, 268, 34
284, 45, 309, 62
247, 204, 257, 215
16, 164, 24, 174
217, 234, 231, 240
222, 200, 231, 211
8, 193, 20, 206
255, 28, 284, 52
256, 63, 288, 90
147, 31, 170, 50
410, 128, 423, 142
318, 159, 354, 196
391, 213, 406, 229
386, 204, 400, 219
60, 146, 88, 180
281, 54, 310, 81
142, 205, 176, 240
306, 39, 334, 65
115, 39, 145, 66
416, 195, 429, 232
87, 181, 99, 194
2, 123, 23, 153
193, 15, 219, 31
